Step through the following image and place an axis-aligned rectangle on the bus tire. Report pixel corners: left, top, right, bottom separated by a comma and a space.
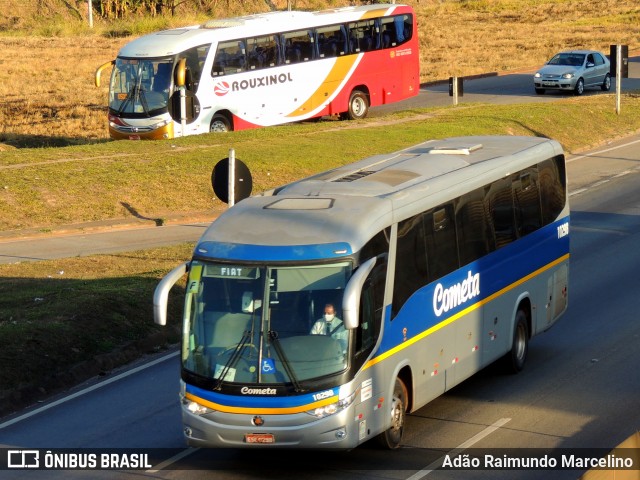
504, 309, 529, 374
377, 378, 407, 449
210, 114, 232, 133
340, 90, 369, 121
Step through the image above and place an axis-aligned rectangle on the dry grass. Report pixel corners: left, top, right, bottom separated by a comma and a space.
0, 0, 639, 147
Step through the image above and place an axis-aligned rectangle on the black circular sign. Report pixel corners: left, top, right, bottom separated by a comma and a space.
211, 158, 253, 204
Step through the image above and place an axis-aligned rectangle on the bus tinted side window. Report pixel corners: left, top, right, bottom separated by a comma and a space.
212, 40, 246, 76
513, 167, 543, 237
380, 14, 412, 49
456, 188, 494, 266
539, 156, 567, 225
486, 177, 517, 249
424, 204, 459, 280
348, 19, 378, 53
283, 30, 314, 64
317, 25, 348, 58
246, 35, 280, 70
392, 215, 428, 316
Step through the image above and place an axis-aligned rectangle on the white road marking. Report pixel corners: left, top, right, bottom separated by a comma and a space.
146, 447, 199, 473
567, 138, 640, 163
404, 417, 511, 480
0, 351, 179, 430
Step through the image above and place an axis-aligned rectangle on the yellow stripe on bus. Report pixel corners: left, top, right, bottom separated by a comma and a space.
286, 55, 360, 119
363, 253, 570, 371
185, 391, 339, 415
361, 8, 395, 20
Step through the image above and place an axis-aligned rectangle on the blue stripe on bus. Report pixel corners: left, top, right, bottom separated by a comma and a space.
195, 241, 353, 261
185, 383, 335, 412
376, 216, 570, 356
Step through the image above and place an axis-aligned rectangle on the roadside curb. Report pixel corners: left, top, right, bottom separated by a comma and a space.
0, 210, 222, 244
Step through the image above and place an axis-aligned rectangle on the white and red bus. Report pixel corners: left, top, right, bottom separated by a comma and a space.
95, 4, 419, 140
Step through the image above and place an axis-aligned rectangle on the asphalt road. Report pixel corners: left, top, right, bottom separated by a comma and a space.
1, 137, 639, 480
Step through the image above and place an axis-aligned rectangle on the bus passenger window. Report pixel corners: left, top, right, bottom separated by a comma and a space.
456, 189, 493, 265
283, 30, 314, 63
349, 20, 377, 53
486, 178, 517, 249
316, 25, 347, 58
513, 169, 542, 237
392, 215, 428, 317
539, 157, 566, 225
247, 35, 280, 70
424, 205, 459, 280
212, 40, 245, 76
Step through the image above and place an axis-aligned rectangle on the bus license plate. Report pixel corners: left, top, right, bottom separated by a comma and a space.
245, 433, 275, 444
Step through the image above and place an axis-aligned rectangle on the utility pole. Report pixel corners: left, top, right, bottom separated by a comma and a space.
88, 0, 93, 28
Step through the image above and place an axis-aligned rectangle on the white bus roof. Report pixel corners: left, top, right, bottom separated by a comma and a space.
117, 4, 409, 58
196, 136, 564, 259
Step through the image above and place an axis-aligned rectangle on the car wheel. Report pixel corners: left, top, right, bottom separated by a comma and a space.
601, 73, 611, 92
574, 78, 585, 96
210, 114, 232, 133
535, 88, 545, 95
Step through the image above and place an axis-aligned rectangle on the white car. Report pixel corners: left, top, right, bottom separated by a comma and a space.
533, 50, 611, 95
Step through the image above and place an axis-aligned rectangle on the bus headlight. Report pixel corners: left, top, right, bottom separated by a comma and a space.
307, 391, 356, 419
182, 397, 214, 416
151, 118, 172, 130
180, 381, 214, 416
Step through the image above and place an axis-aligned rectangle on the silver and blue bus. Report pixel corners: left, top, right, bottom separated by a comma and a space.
154, 135, 569, 449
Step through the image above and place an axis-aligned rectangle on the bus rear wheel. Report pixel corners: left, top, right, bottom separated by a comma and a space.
377, 378, 407, 449
210, 114, 232, 133
503, 309, 529, 373
340, 90, 369, 121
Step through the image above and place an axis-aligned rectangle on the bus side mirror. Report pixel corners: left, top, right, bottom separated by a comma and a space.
175, 58, 187, 88
342, 257, 377, 330
95, 60, 114, 88
153, 262, 188, 325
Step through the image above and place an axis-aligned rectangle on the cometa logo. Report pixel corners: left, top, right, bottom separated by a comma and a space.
433, 271, 480, 317
241, 387, 277, 395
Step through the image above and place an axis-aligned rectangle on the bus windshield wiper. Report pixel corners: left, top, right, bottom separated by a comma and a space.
117, 86, 135, 114
117, 83, 150, 116
214, 330, 251, 390
268, 330, 303, 393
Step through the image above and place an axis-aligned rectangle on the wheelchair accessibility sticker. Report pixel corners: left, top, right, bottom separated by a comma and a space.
261, 358, 275, 374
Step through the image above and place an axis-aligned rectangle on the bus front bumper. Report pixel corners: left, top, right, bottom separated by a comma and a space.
181, 405, 363, 449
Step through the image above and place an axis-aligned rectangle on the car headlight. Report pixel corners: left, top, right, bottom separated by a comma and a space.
534, 72, 541, 78
307, 391, 356, 419
562, 73, 574, 79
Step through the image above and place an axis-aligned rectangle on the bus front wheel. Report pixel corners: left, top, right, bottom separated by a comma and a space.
504, 310, 529, 373
340, 90, 369, 121
377, 378, 407, 449
210, 114, 232, 133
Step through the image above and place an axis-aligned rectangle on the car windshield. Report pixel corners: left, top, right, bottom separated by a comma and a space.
182, 261, 353, 386
109, 57, 174, 115
548, 53, 585, 67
